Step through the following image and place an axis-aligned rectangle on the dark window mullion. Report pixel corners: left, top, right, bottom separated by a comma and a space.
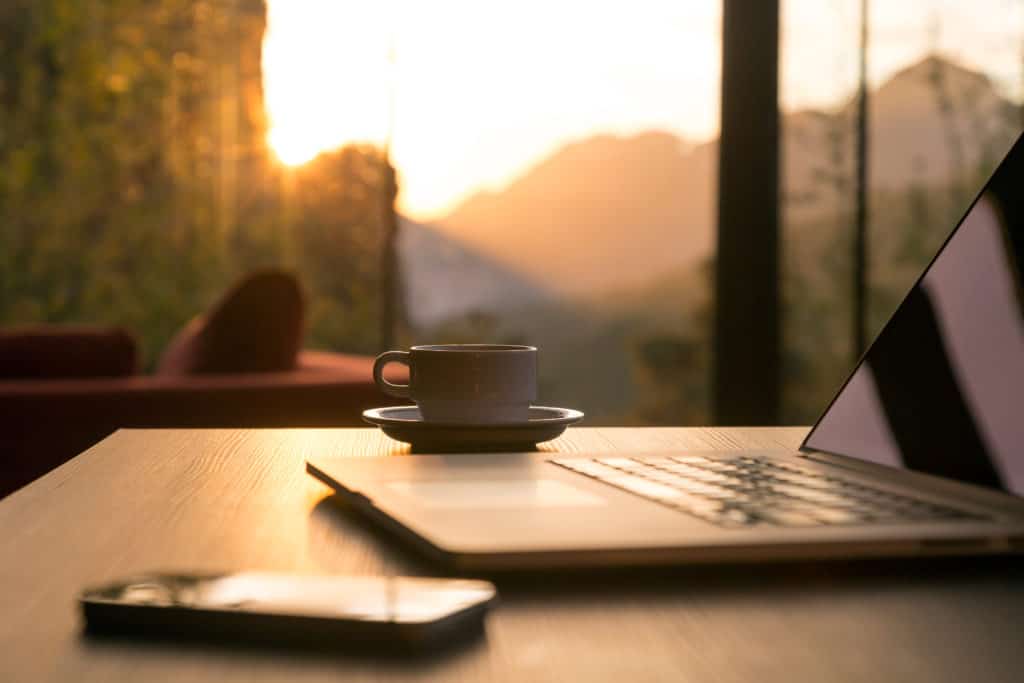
713, 0, 781, 425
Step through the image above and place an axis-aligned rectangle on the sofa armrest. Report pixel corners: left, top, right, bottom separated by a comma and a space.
0, 370, 388, 429
297, 349, 407, 381
0, 351, 397, 498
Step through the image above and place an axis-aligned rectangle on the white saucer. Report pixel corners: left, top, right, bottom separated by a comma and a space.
362, 405, 584, 451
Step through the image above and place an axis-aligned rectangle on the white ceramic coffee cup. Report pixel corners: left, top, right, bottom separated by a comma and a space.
372, 344, 538, 424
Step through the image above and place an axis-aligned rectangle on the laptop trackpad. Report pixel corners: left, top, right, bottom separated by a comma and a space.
386, 480, 607, 508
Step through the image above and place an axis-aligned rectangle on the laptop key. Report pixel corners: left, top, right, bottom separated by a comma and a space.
597, 457, 646, 470
604, 476, 686, 501
756, 508, 822, 526
772, 472, 837, 490
561, 462, 621, 478
725, 509, 761, 526
808, 508, 866, 525
771, 485, 853, 507
671, 455, 713, 465
642, 457, 681, 468
675, 482, 732, 497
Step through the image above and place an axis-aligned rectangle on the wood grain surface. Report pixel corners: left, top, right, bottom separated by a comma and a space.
2, 427, 1023, 682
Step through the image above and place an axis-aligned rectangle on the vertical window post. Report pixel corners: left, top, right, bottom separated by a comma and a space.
853, 0, 870, 360
713, 0, 781, 425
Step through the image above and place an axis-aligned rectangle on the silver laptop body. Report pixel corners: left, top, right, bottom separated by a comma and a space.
308, 133, 1024, 570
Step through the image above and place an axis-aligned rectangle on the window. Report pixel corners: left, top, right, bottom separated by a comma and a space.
781, 0, 1024, 422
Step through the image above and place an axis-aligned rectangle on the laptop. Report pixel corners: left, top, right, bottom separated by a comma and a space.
308, 133, 1024, 570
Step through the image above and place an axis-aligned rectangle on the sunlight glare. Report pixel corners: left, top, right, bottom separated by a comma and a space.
263, 1, 391, 167
263, 1, 722, 218
267, 126, 321, 167
262, 1, 1024, 219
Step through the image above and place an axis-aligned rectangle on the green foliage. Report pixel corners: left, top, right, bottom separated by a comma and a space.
290, 147, 392, 356
0, 0, 388, 367
631, 334, 708, 425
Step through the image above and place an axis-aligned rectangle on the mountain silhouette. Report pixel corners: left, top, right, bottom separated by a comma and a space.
434, 55, 1018, 297
398, 216, 552, 326
439, 132, 715, 295
786, 55, 1016, 216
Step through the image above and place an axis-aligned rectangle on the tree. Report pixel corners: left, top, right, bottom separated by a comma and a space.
0, 1, 392, 366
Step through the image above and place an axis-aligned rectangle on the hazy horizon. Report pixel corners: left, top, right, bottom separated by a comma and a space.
263, 0, 1024, 220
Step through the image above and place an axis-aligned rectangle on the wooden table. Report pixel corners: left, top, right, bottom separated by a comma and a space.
2, 427, 1023, 682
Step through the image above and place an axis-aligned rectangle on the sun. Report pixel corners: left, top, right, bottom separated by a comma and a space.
266, 124, 325, 167
262, 1, 391, 167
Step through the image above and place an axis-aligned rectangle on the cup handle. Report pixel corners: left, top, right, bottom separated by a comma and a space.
373, 351, 411, 399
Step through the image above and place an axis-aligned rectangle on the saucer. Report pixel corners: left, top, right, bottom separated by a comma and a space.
362, 405, 584, 452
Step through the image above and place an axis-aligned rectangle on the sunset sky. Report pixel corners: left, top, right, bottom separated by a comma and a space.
262, 0, 1024, 220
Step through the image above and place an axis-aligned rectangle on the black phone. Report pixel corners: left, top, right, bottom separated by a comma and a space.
80, 572, 497, 651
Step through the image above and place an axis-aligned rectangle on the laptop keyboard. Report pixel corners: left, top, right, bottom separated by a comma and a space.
550, 455, 985, 528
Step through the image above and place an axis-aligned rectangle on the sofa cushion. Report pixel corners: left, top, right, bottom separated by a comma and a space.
0, 326, 138, 378
157, 269, 304, 375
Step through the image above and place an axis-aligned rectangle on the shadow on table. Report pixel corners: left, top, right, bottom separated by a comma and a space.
307, 494, 439, 575
308, 493, 1024, 604
78, 616, 488, 669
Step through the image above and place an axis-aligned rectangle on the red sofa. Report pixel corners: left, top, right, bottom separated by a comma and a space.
0, 271, 402, 498
0, 349, 394, 499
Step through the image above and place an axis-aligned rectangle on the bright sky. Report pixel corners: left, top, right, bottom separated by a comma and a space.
263, 0, 1024, 220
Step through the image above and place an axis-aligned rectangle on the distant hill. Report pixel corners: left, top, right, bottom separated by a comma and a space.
435, 55, 1018, 297
398, 217, 552, 327
438, 132, 716, 296
785, 55, 1016, 217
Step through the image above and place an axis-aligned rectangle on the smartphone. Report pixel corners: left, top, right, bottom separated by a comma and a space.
81, 572, 497, 651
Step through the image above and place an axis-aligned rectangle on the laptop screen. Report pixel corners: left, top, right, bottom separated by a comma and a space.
803, 133, 1024, 497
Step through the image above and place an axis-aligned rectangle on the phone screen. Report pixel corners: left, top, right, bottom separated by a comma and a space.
86, 573, 496, 624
